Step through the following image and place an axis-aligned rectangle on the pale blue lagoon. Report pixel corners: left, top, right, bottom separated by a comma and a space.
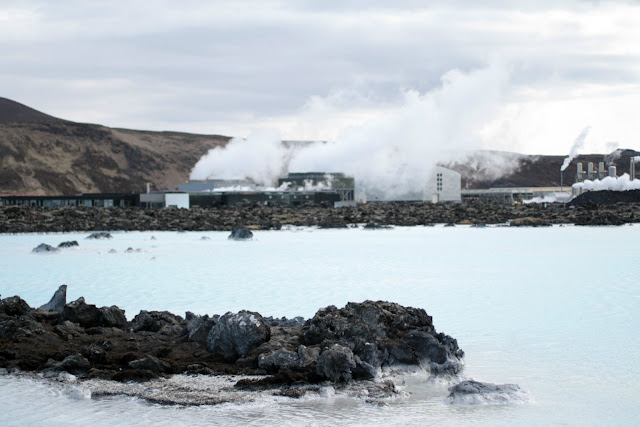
1, 225, 639, 425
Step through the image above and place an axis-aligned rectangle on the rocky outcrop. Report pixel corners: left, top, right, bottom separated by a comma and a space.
2, 199, 640, 233
447, 380, 530, 405
32, 243, 60, 253
185, 312, 217, 343
1, 291, 463, 394
130, 310, 183, 334
0, 296, 31, 316
510, 217, 552, 227
62, 297, 127, 329
207, 311, 271, 361
302, 301, 463, 377
86, 232, 112, 239
228, 227, 253, 240
58, 241, 79, 248
39, 285, 67, 312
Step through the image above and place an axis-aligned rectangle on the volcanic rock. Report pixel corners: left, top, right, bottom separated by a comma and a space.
32, 243, 60, 253
39, 285, 67, 313
0, 296, 31, 316
58, 241, 79, 248
86, 232, 112, 239
447, 380, 528, 404
316, 344, 357, 382
185, 312, 217, 343
63, 298, 103, 328
303, 301, 464, 376
129, 355, 172, 374
99, 306, 127, 328
130, 310, 184, 334
510, 217, 552, 227
207, 310, 271, 361
228, 227, 253, 240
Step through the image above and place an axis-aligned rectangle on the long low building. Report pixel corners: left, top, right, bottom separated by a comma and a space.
461, 187, 571, 204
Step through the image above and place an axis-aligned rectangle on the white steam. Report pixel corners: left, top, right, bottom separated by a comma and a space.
560, 127, 591, 172
189, 129, 291, 186
190, 62, 511, 199
572, 174, 640, 192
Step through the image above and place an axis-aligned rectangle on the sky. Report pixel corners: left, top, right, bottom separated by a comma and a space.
2, 0, 640, 156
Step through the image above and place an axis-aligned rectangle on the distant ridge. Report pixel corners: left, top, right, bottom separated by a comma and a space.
0, 97, 65, 124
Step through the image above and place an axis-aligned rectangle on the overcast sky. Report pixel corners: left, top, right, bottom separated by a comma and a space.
2, 1, 640, 155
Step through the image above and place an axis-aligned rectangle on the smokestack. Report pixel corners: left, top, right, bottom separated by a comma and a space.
576, 163, 584, 183
598, 162, 605, 180
631, 159, 636, 181
587, 162, 595, 180
146, 183, 150, 194
609, 166, 617, 178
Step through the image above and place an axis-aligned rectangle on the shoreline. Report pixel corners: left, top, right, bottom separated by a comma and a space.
0, 292, 465, 403
1, 198, 639, 233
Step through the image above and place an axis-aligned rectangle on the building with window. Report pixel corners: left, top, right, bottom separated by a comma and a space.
425, 167, 462, 202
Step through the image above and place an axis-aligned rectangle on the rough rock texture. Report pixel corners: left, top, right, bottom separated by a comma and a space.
63, 298, 103, 328
57, 241, 79, 248
447, 380, 529, 405
228, 227, 253, 240
1, 291, 462, 392
207, 311, 271, 361
86, 232, 112, 239
0, 296, 31, 316
32, 243, 59, 253
39, 285, 67, 313
2, 199, 640, 234
185, 312, 217, 343
130, 310, 184, 334
510, 217, 552, 227
302, 301, 464, 376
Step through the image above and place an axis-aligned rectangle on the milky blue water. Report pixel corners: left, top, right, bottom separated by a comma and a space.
1, 225, 639, 426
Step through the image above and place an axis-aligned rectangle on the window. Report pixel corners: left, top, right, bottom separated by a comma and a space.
436, 173, 443, 192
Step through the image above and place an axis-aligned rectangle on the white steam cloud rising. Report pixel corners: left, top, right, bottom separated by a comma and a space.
190, 63, 511, 199
561, 127, 591, 172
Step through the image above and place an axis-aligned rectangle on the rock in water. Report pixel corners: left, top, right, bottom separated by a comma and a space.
86, 232, 112, 239
447, 380, 530, 405
39, 285, 67, 313
32, 243, 60, 253
207, 311, 271, 361
228, 227, 253, 240
303, 301, 464, 378
58, 241, 79, 248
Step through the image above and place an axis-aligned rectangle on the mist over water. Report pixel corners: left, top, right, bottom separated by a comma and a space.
190, 63, 512, 199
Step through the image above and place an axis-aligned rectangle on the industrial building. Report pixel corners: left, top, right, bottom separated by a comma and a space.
425, 166, 462, 203
461, 187, 569, 204
0, 193, 140, 207
139, 191, 190, 209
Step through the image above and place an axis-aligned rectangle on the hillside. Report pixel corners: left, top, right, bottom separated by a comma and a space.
0, 99, 230, 195
444, 149, 640, 189
1, 97, 638, 195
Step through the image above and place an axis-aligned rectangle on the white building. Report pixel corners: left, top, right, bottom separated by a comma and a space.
424, 166, 462, 202
140, 191, 190, 209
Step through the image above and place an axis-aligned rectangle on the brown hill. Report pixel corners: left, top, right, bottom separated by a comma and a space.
0, 99, 230, 195
444, 149, 640, 189
0, 97, 65, 124
1, 97, 638, 196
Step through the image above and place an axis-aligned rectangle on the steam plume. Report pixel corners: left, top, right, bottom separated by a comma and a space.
190, 62, 511, 199
560, 127, 591, 172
